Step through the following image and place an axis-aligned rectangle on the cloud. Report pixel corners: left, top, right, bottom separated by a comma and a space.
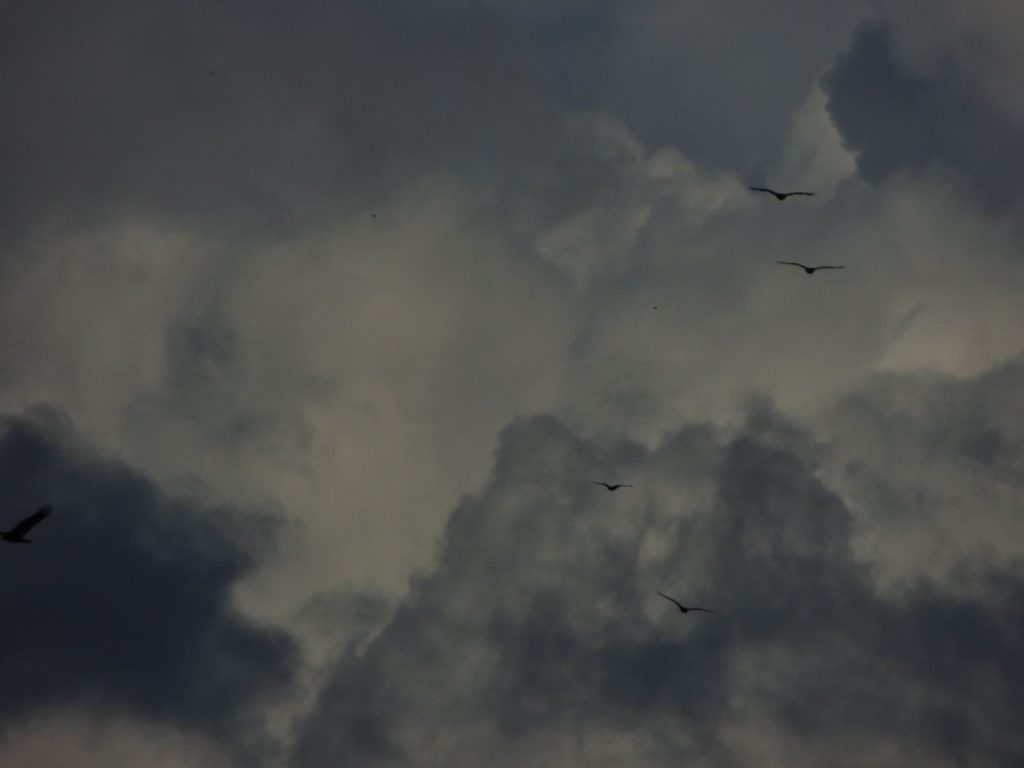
823, 21, 1024, 211
0, 713, 235, 768
873, 0, 1024, 124
293, 395, 1024, 767
0, 1, 601, 238
578, 0, 868, 176
3, 4, 1024, 764
0, 408, 297, 757
821, 357, 1024, 585
0, 1, 939, 619
0, 0, 872, 243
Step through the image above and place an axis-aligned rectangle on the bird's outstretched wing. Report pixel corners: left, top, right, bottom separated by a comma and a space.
815, 265, 844, 270
785, 191, 815, 197
656, 590, 684, 609
593, 482, 611, 489
688, 607, 717, 613
749, 187, 777, 195
776, 261, 808, 269
8, 505, 52, 538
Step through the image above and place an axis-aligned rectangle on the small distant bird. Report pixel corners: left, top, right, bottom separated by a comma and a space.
656, 591, 716, 614
776, 260, 844, 274
1, 505, 53, 543
652, 305, 658, 310
593, 482, 633, 491
750, 187, 815, 201
371, 213, 377, 218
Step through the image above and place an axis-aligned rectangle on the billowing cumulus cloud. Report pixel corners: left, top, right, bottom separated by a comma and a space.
2, 0, 1024, 765
294, 385, 1024, 768
0, 409, 297, 757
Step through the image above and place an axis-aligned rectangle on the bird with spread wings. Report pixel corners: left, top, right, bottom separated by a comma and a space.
750, 186, 815, 201
1, 505, 53, 543
656, 591, 717, 614
592, 482, 633, 491
776, 261, 844, 274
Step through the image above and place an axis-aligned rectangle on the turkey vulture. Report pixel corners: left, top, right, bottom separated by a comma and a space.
656, 591, 716, 614
593, 482, 633, 491
750, 187, 815, 201
777, 261, 844, 274
2, 505, 53, 543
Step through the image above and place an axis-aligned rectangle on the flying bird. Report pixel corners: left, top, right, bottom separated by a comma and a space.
592, 482, 633, 491
656, 591, 716, 614
776, 260, 845, 274
750, 187, 815, 201
2, 505, 53, 544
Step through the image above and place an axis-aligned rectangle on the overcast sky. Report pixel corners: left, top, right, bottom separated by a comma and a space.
2, 2, 1023, 766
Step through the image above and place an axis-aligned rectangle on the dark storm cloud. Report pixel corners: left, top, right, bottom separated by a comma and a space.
6, 3, 1024, 765
0, 408, 297, 750
293, 405, 1024, 767
823, 22, 1024, 211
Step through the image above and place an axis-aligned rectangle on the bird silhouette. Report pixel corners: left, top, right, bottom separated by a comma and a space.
593, 482, 633, 491
656, 591, 716, 614
2, 505, 53, 543
750, 187, 815, 201
776, 260, 844, 274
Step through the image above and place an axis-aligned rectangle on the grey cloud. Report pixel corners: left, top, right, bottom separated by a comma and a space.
589, 0, 867, 177
296, 588, 396, 669
5, 4, 1024, 765
293, 403, 1024, 767
0, 408, 297, 755
299, 589, 394, 642
157, 316, 307, 452
0, 0, 869, 243
0, 1, 593, 238
823, 22, 1024, 211
822, 358, 1024, 583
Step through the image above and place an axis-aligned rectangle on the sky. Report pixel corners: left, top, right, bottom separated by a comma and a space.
1, 1, 1023, 766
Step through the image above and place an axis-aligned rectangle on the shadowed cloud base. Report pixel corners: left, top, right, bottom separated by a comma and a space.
0, 410, 297, 759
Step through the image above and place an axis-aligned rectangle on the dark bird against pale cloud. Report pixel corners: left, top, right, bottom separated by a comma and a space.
592, 481, 633, 491
749, 186, 816, 200
656, 590, 717, 614
2, 1, 1024, 767
776, 260, 846, 274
